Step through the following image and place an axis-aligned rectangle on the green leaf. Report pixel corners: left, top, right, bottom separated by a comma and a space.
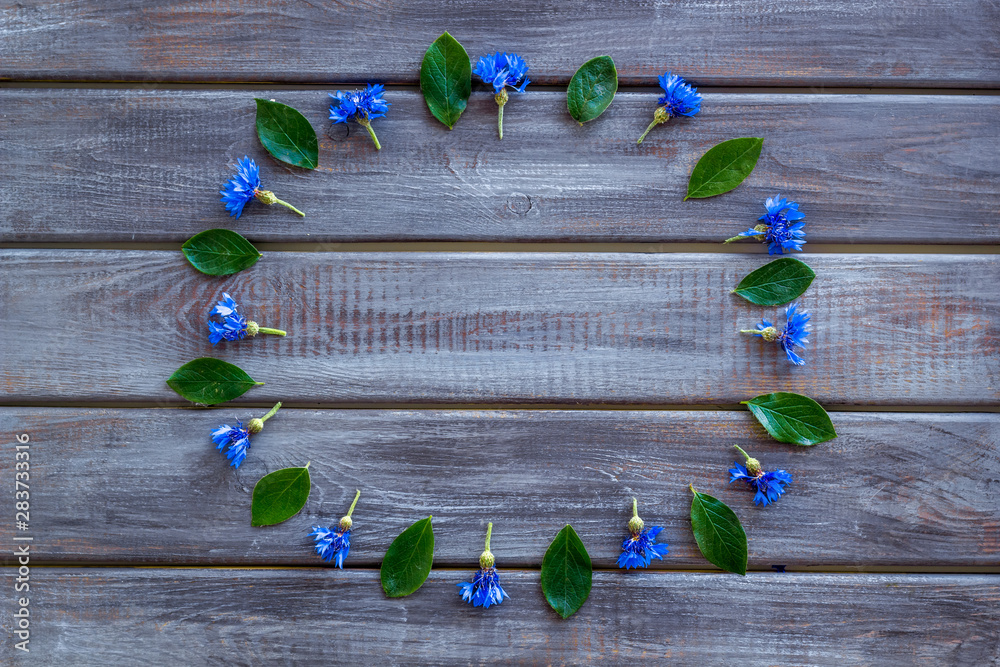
381, 516, 435, 597
733, 257, 816, 306
251, 465, 311, 527
566, 56, 618, 125
743, 392, 838, 446
182, 229, 261, 276
165, 358, 264, 405
685, 137, 764, 199
420, 32, 471, 129
254, 98, 318, 169
690, 488, 748, 575
540, 524, 592, 619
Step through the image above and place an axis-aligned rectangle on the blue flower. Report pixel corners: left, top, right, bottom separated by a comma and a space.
219, 156, 305, 217
657, 72, 702, 118
309, 490, 360, 568
211, 422, 252, 468
330, 84, 389, 149
459, 522, 509, 608
207, 293, 287, 345
329, 83, 390, 124
735, 195, 806, 255
730, 461, 793, 506
210, 403, 281, 469
458, 567, 509, 608
208, 292, 248, 345
310, 525, 352, 568
637, 72, 701, 144
618, 525, 669, 569
220, 156, 261, 218
473, 52, 530, 95
743, 303, 811, 365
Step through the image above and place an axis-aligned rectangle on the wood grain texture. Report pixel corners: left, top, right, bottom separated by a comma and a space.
1, 1, 998, 86
1, 569, 997, 665
0, 409, 996, 567
2, 89, 998, 244
1, 251, 997, 406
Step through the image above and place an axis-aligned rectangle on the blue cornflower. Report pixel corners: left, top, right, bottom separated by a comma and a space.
212, 422, 252, 467
740, 302, 811, 365
309, 490, 360, 568
219, 156, 304, 218
458, 522, 509, 608
730, 445, 793, 506
727, 195, 806, 254
618, 498, 669, 569
207, 292, 287, 346
473, 52, 530, 140
637, 72, 702, 144
329, 84, 390, 150
210, 402, 281, 468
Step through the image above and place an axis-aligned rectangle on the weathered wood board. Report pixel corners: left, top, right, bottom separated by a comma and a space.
1, 1, 998, 86
2, 251, 997, 406
1, 569, 996, 664
0, 409, 996, 567
2, 90, 998, 244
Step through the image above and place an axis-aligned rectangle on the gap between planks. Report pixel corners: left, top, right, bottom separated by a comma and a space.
3, 243, 1000, 254
1, 402, 998, 412
1, 81, 999, 95
7, 564, 999, 575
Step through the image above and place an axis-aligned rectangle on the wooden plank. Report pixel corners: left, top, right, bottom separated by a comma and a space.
1, 1, 998, 86
0, 409, 996, 567
4, 569, 997, 664
1, 89, 998, 244
1, 251, 997, 406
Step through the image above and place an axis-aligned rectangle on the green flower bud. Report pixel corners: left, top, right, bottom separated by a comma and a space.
254, 189, 278, 205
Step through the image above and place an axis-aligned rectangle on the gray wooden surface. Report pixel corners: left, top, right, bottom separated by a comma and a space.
1, 90, 998, 244
2, 251, 996, 406
1, 1, 998, 86
3, 2, 999, 663
0, 408, 996, 568
1, 569, 996, 665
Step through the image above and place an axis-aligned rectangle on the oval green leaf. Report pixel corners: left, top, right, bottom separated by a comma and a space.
733, 257, 816, 306
743, 392, 838, 446
166, 358, 264, 405
251, 465, 311, 527
420, 32, 471, 129
566, 56, 618, 125
685, 137, 764, 199
540, 524, 592, 619
182, 229, 261, 276
381, 516, 435, 597
254, 98, 318, 169
690, 488, 747, 576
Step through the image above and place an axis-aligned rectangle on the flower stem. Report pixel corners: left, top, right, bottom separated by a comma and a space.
260, 402, 282, 423
636, 118, 659, 145
723, 235, 746, 244
273, 198, 305, 217
346, 489, 361, 517
257, 327, 287, 337
632, 497, 638, 518
485, 521, 493, 551
497, 104, 504, 140
739, 329, 762, 335
362, 121, 382, 150
733, 444, 751, 462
